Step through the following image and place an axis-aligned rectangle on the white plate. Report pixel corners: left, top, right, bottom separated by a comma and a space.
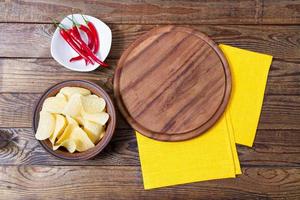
51, 14, 112, 72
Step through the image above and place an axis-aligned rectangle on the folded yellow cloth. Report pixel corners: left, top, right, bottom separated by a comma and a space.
136, 45, 273, 189
136, 112, 240, 189
219, 45, 273, 146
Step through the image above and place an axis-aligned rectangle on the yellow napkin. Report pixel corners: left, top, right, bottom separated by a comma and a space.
219, 45, 273, 146
136, 45, 273, 189
136, 111, 240, 189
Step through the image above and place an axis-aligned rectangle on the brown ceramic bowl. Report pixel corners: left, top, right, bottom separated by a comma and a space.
32, 80, 116, 160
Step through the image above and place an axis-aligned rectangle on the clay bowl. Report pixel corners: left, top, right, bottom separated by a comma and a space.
32, 80, 116, 160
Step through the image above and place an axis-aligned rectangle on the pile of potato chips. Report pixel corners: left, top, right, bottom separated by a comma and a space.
35, 87, 109, 153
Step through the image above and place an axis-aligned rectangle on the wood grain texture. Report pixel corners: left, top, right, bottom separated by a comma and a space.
0, 24, 300, 59
0, 0, 300, 199
115, 26, 231, 141
0, 165, 299, 199
1, 92, 300, 129
0, 59, 115, 93
0, 128, 299, 167
0, 1, 300, 198
1, 59, 300, 95
0, 0, 300, 24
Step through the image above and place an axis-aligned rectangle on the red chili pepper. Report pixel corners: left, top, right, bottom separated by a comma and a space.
88, 22, 99, 54
68, 16, 81, 38
67, 28, 91, 65
66, 17, 91, 65
55, 17, 107, 67
80, 25, 94, 50
70, 26, 80, 38
59, 29, 94, 65
68, 29, 108, 67
70, 25, 95, 64
82, 15, 99, 54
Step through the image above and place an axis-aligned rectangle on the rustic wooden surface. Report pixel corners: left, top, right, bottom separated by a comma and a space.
0, 0, 299, 199
114, 26, 231, 141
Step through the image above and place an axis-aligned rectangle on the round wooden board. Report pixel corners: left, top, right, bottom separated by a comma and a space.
114, 26, 231, 141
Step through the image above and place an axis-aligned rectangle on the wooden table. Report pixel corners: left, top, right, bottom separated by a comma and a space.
0, 1, 299, 199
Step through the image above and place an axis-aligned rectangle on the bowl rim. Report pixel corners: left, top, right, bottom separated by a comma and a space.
32, 80, 116, 160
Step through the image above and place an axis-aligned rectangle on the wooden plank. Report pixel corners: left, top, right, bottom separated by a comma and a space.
1, 59, 300, 95
0, 0, 300, 24
0, 165, 299, 199
263, 0, 300, 24
1, 92, 300, 129
0, 59, 115, 93
258, 95, 300, 130
266, 60, 300, 96
0, 128, 299, 166
0, 24, 300, 59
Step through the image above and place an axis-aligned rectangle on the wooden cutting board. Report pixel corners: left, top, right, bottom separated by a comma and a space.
114, 26, 231, 141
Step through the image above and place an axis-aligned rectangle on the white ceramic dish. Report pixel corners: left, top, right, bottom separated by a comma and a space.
51, 14, 112, 72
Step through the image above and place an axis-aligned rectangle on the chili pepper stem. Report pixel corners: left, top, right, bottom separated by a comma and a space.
72, 14, 80, 26
81, 14, 89, 25
52, 19, 69, 30
66, 16, 80, 27
53, 22, 65, 30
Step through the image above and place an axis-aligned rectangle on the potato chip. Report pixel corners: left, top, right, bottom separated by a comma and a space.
53, 139, 76, 153
56, 92, 67, 100
74, 116, 84, 125
81, 95, 106, 113
62, 140, 76, 153
83, 120, 104, 143
82, 112, 109, 126
62, 94, 83, 118
60, 87, 91, 100
66, 115, 78, 125
42, 95, 67, 114
35, 111, 55, 140
99, 132, 105, 140
36, 86, 109, 153
56, 116, 77, 144
71, 127, 95, 152
49, 114, 66, 144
